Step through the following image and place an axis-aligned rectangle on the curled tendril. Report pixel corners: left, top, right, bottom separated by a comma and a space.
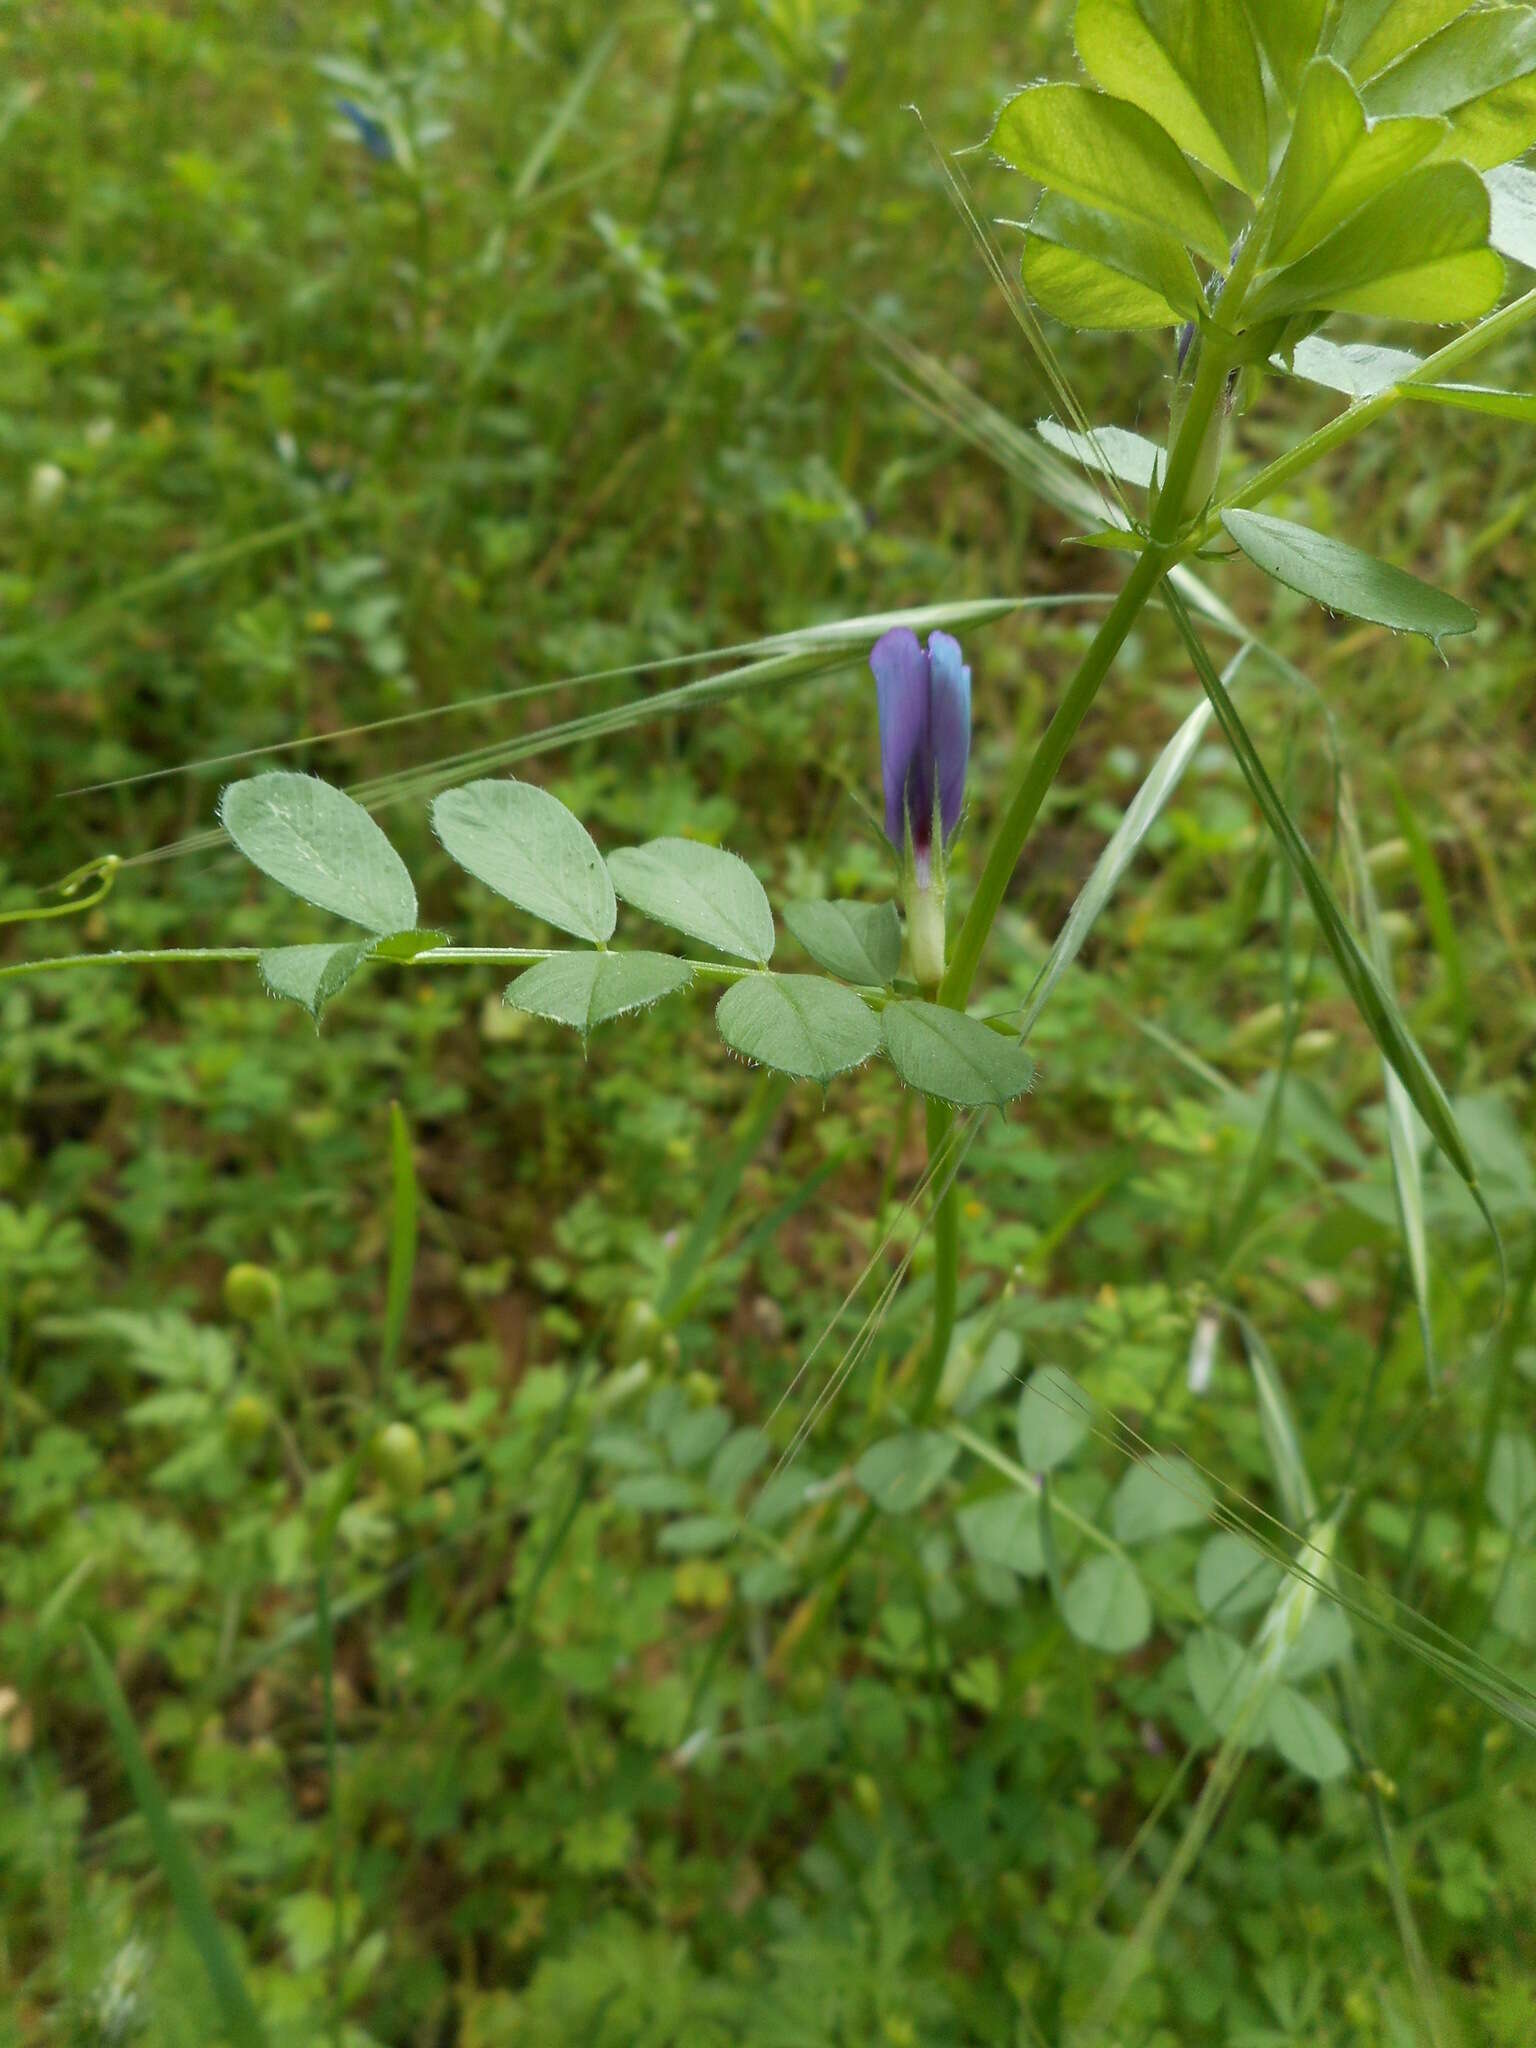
0, 853, 121, 929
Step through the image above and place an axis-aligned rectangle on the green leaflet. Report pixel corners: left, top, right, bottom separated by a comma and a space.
504, 951, 694, 1038
1267, 59, 1444, 267
607, 838, 775, 963
1242, 0, 1328, 101
1075, 0, 1269, 192
990, 83, 1229, 265
431, 777, 616, 942
855, 1431, 960, 1513
1247, 159, 1505, 323
1221, 508, 1477, 653
220, 770, 417, 935
1020, 194, 1206, 330
1015, 1365, 1091, 1473
259, 927, 448, 1022
1110, 1452, 1215, 1543
1330, 0, 1472, 80
956, 1491, 1048, 1578
1061, 1554, 1153, 1653
714, 972, 880, 1086
1365, 6, 1536, 170
881, 1000, 1036, 1109
782, 899, 901, 985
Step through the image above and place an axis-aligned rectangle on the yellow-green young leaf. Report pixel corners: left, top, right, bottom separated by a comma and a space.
1223, 509, 1477, 652
1268, 59, 1445, 266
504, 951, 693, 1038
1246, 160, 1504, 322
1020, 194, 1205, 328
1366, 6, 1536, 169
714, 973, 880, 1086
1331, 0, 1473, 79
1075, 0, 1268, 192
1242, 0, 1328, 100
990, 84, 1229, 265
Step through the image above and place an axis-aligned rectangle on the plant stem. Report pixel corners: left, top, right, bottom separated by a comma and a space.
913, 1099, 958, 1423
942, 538, 1171, 1011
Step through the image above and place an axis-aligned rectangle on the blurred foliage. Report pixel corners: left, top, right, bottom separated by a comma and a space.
2, 2, 1536, 2045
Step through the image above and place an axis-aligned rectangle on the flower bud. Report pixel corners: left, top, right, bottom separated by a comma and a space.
905, 879, 946, 992
224, 1392, 272, 1447
223, 1262, 282, 1322
372, 1421, 425, 1501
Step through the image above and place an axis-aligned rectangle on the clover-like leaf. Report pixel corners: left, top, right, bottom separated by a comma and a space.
715, 973, 879, 1086
504, 951, 693, 1039
882, 1001, 1035, 1109
782, 899, 901, 985
608, 838, 775, 963
431, 777, 616, 942
220, 772, 417, 934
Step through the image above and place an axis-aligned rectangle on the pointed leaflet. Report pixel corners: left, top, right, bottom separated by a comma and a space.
714, 973, 880, 1086
1074, 0, 1268, 193
259, 941, 375, 1021
882, 1001, 1036, 1109
1247, 160, 1504, 323
1365, 7, 1536, 170
607, 838, 774, 963
990, 84, 1229, 265
1222, 508, 1477, 653
1267, 60, 1444, 267
782, 900, 901, 985
220, 771, 416, 934
504, 951, 693, 1037
431, 777, 616, 942
1242, 0, 1328, 101
1020, 194, 1205, 329
1330, 0, 1471, 80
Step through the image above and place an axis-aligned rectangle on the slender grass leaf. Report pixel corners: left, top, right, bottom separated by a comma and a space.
1389, 780, 1471, 1053
382, 1100, 417, 1386
1238, 1317, 1320, 1528
1167, 596, 1492, 1236
1018, 194, 1206, 328
989, 83, 1229, 264
220, 772, 416, 933
1408, 381, 1536, 423
1247, 160, 1504, 322
431, 777, 615, 942
1366, 7, 1536, 169
1268, 60, 1444, 267
882, 1002, 1035, 1108
956, 1491, 1048, 1578
782, 899, 901, 985
1331, 0, 1470, 80
855, 1431, 959, 1513
1222, 508, 1477, 653
1061, 1554, 1153, 1653
505, 950, 693, 1037
715, 973, 880, 1086
1265, 1685, 1352, 1780
80, 1629, 268, 2048
1112, 1452, 1215, 1543
1243, 0, 1328, 100
1074, 0, 1269, 191
608, 838, 774, 963
1036, 418, 1166, 487
1016, 1364, 1091, 1472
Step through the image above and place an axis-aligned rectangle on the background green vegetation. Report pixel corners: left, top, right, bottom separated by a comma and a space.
3, 2, 1534, 2043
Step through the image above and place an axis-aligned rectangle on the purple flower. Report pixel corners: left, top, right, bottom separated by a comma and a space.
870, 627, 971, 876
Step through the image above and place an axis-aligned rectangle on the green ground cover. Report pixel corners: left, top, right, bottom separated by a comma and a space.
2, 3, 1535, 2043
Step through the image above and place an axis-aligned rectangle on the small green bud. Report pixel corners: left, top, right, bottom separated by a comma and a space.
614, 1298, 679, 1369
372, 1422, 425, 1501
224, 1262, 282, 1322
224, 1391, 272, 1446
852, 1772, 882, 1819
904, 879, 946, 992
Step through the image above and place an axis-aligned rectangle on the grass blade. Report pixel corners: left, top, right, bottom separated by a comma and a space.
381, 1099, 418, 1390
80, 1628, 268, 2048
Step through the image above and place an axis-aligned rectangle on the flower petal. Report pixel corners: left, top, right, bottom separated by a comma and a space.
870, 628, 933, 852
926, 631, 971, 843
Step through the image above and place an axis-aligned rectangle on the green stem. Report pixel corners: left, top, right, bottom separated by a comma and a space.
913, 1099, 958, 1423
941, 540, 1172, 1009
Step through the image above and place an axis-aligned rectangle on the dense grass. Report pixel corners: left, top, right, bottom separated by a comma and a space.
3, 4, 1535, 2044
